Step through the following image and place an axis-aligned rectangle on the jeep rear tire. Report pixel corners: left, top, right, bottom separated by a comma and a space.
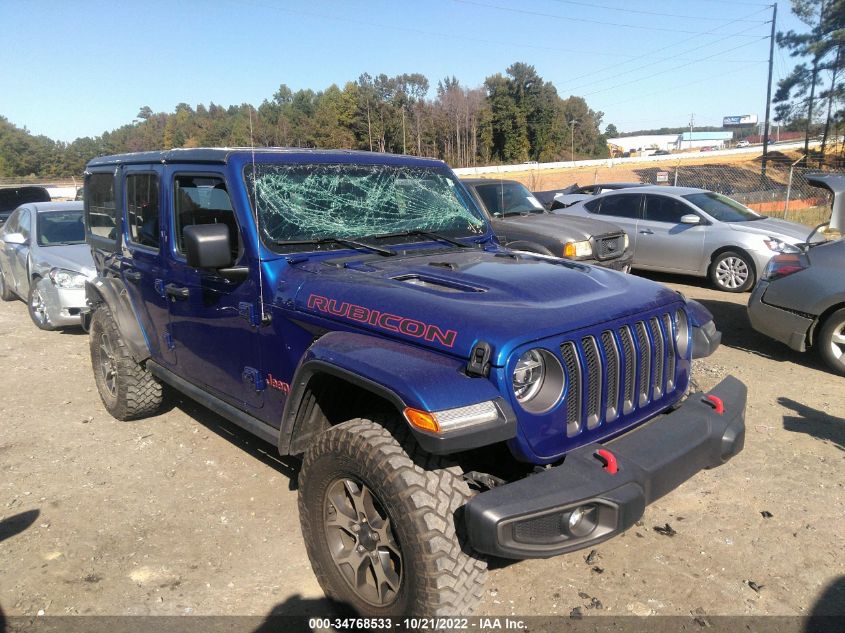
89, 305, 163, 420
298, 417, 487, 616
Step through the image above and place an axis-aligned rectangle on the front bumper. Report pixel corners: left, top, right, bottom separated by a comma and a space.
465, 376, 746, 559
747, 281, 814, 352
593, 249, 634, 272
44, 285, 87, 327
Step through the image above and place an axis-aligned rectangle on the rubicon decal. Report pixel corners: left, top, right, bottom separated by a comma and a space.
307, 294, 457, 348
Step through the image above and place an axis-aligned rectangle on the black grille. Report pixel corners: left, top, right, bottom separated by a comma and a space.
560, 312, 679, 438
561, 342, 581, 437
596, 234, 625, 260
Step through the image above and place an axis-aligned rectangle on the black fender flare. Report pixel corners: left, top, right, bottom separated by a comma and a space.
85, 277, 151, 362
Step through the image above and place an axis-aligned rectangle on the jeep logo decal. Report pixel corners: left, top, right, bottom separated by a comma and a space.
307, 294, 457, 348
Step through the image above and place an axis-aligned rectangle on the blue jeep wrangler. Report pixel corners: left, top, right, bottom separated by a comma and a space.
82, 148, 745, 616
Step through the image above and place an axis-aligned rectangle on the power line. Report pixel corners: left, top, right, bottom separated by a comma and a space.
553, 5, 773, 87
453, 0, 768, 35
545, 0, 767, 22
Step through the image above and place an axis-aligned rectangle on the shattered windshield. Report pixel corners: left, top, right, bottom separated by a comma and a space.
245, 163, 486, 249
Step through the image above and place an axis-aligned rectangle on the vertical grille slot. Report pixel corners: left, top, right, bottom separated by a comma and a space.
582, 336, 602, 429
649, 317, 665, 399
634, 321, 651, 407
600, 331, 620, 422
663, 313, 676, 391
619, 325, 636, 414
560, 342, 582, 437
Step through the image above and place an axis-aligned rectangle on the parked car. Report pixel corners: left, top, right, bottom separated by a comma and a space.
535, 182, 646, 210
736, 140, 750, 148
0, 201, 94, 329
81, 148, 743, 616
461, 178, 632, 271
651, 149, 671, 156
553, 185, 822, 292
0, 185, 51, 226
748, 173, 845, 374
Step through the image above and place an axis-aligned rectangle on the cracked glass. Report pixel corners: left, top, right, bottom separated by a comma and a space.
245, 163, 486, 248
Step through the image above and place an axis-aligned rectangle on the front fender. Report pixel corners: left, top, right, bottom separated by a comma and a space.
279, 331, 517, 456
85, 277, 151, 362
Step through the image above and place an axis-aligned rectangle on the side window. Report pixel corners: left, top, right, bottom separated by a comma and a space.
18, 209, 31, 239
597, 194, 641, 219
86, 173, 117, 240
3, 210, 20, 233
644, 195, 690, 224
126, 173, 160, 249
584, 199, 600, 213
173, 174, 238, 259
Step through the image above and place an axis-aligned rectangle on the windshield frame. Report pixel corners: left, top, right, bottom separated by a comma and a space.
682, 191, 765, 223
35, 209, 86, 247
243, 162, 490, 254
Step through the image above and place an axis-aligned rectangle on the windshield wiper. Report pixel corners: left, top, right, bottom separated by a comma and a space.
274, 237, 396, 256
371, 229, 471, 248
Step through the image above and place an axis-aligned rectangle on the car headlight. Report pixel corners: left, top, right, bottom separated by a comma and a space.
512, 348, 565, 413
563, 240, 593, 258
49, 268, 87, 289
675, 309, 690, 358
763, 237, 799, 253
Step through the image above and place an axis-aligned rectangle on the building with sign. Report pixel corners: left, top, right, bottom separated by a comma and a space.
676, 131, 734, 150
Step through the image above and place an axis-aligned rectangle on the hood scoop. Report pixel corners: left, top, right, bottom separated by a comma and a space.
392, 274, 486, 294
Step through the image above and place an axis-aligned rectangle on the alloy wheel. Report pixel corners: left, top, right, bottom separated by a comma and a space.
29, 287, 49, 326
99, 333, 118, 396
715, 256, 749, 290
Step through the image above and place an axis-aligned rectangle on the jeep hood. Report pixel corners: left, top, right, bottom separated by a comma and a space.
288, 248, 681, 364
499, 213, 624, 240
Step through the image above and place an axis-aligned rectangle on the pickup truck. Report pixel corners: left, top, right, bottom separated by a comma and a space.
82, 148, 745, 616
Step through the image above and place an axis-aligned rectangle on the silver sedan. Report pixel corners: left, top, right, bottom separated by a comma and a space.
553, 185, 819, 292
0, 202, 94, 329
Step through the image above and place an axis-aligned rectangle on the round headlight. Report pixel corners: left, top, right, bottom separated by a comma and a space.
512, 348, 565, 413
675, 309, 690, 358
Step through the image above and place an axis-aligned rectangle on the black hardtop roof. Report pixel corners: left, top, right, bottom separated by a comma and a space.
86, 147, 447, 169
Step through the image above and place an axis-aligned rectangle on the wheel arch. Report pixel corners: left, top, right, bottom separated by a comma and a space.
808, 301, 845, 348
707, 244, 759, 277
85, 278, 151, 362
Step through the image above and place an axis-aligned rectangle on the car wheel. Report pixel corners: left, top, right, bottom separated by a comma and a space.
298, 417, 487, 616
817, 308, 845, 376
710, 250, 754, 292
89, 305, 163, 420
27, 277, 56, 330
0, 266, 16, 301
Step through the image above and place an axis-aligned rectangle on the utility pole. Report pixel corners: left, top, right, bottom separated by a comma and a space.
689, 113, 694, 150
570, 119, 579, 163
762, 2, 777, 178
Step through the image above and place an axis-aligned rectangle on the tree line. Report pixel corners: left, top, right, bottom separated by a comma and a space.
0, 62, 611, 179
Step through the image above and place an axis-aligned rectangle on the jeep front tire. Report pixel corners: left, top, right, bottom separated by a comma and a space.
298, 417, 487, 616
89, 305, 163, 420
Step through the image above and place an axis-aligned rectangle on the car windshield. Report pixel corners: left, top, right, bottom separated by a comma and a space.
475, 182, 545, 216
246, 163, 486, 248
36, 210, 85, 246
682, 192, 765, 222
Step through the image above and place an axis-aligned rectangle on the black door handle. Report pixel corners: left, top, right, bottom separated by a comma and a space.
124, 270, 142, 283
164, 283, 190, 300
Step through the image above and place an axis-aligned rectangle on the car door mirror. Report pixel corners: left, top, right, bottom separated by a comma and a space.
2, 232, 27, 245
183, 224, 234, 269
680, 214, 701, 225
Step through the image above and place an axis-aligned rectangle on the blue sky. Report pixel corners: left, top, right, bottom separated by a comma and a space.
0, 0, 806, 142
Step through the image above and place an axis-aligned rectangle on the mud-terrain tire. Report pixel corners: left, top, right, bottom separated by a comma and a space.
89, 305, 162, 420
709, 250, 755, 292
27, 277, 56, 331
0, 266, 15, 301
817, 307, 845, 376
298, 417, 487, 616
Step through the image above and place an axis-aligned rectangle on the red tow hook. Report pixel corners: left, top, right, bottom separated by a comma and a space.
595, 449, 618, 475
703, 394, 725, 415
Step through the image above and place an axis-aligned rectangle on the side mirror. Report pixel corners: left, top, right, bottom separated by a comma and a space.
184, 224, 234, 269
680, 214, 701, 225
2, 232, 27, 245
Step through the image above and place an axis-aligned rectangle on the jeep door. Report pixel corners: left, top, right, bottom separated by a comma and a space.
164, 170, 263, 410
635, 194, 706, 272
120, 167, 176, 366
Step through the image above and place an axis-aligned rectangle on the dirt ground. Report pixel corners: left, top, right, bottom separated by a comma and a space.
1, 272, 843, 623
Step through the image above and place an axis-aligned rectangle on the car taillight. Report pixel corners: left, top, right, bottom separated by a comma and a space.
763, 253, 807, 281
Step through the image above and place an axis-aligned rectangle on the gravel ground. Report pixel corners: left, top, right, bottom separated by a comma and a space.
1, 272, 843, 624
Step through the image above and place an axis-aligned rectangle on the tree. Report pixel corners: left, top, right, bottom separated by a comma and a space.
605, 123, 619, 138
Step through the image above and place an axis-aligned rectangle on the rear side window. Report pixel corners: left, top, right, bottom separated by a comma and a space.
644, 195, 691, 223
596, 194, 641, 219
86, 173, 117, 241
173, 175, 238, 258
126, 173, 160, 250
18, 209, 31, 239
584, 199, 600, 213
